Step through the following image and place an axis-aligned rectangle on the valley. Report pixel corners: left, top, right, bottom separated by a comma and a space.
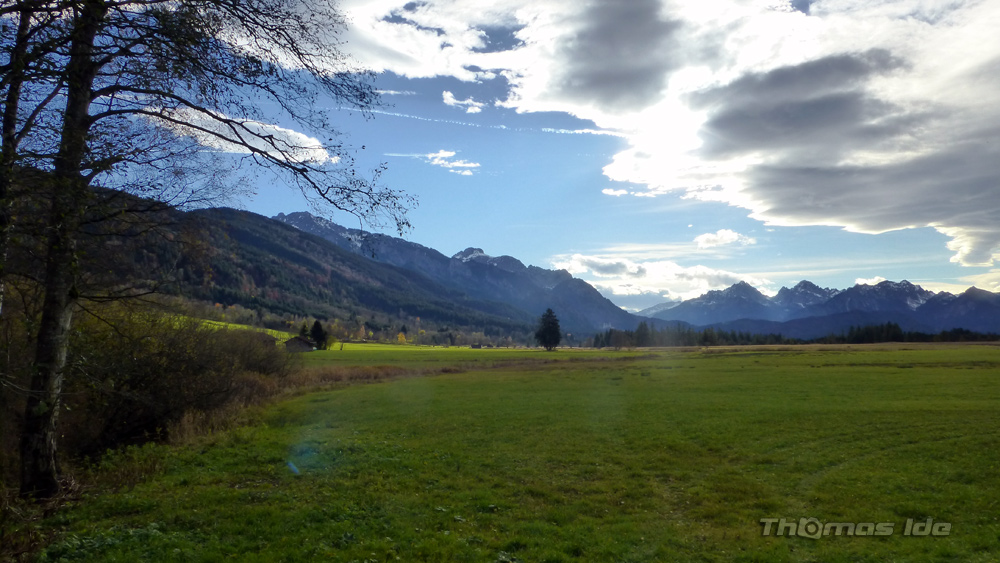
29, 343, 1000, 563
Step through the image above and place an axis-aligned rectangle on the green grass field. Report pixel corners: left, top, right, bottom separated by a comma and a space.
198, 319, 292, 341
38, 344, 1000, 562
297, 343, 640, 368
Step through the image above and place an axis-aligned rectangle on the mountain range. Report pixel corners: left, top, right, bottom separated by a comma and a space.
168, 208, 539, 333
639, 280, 1000, 339
111, 206, 641, 336
107, 205, 998, 341
272, 212, 640, 334
271, 212, 1000, 340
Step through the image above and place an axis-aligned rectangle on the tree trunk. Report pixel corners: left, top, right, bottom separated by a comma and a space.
18, 222, 76, 497
0, 4, 34, 318
19, 0, 106, 499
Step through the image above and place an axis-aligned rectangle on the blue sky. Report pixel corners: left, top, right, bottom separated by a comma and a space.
240, 0, 1000, 311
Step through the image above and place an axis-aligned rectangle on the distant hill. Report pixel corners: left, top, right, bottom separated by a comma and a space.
162, 208, 537, 334
640, 279, 1000, 339
273, 212, 642, 333
93, 206, 651, 337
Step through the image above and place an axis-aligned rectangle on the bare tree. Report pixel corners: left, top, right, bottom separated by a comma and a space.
1, 0, 68, 317
1, 0, 411, 497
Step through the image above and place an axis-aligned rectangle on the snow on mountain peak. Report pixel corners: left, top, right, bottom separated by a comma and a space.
453, 247, 488, 262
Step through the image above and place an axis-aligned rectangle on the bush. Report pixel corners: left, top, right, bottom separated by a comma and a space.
1, 298, 296, 560
60, 306, 293, 457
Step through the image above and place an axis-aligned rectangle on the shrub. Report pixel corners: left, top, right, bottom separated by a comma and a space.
61, 306, 293, 457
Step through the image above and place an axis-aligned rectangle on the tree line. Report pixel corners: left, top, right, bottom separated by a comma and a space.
591, 321, 999, 349
818, 323, 1000, 344
591, 322, 790, 349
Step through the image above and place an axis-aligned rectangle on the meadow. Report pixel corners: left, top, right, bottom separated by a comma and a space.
34, 344, 1000, 562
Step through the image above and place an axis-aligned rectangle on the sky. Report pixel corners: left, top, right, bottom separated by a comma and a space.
239, 0, 1000, 312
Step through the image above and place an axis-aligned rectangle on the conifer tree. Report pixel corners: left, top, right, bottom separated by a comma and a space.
534, 308, 561, 351
310, 320, 328, 350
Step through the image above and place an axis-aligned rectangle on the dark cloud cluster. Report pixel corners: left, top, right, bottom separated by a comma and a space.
746, 135, 1000, 264
677, 46, 1000, 264
553, 0, 683, 111
692, 50, 906, 109
691, 50, 914, 159
681, 48, 999, 264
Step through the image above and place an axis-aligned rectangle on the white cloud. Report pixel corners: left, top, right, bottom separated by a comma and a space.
602, 188, 628, 196
443, 91, 486, 113
552, 254, 647, 278
914, 281, 974, 295
918, 270, 1000, 294
426, 149, 481, 172
340, 0, 515, 81
595, 286, 676, 312
855, 275, 887, 286
341, 0, 1000, 268
694, 229, 756, 249
958, 270, 1000, 293
541, 127, 626, 137
155, 108, 337, 164
552, 252, 771, 302
385, 148, 481, 175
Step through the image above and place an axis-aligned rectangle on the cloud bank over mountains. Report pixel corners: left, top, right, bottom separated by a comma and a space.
341, 0, 1000, 269
552, 250, 772, 306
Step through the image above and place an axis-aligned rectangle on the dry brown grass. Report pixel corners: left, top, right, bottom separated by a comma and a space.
165, 365, 419, 444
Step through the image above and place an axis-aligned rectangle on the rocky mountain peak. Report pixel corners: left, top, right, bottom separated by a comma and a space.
960, 286, 1000, 303
720, 281, 769, 303
453, 247, 488, 262
774, 280, 839, 308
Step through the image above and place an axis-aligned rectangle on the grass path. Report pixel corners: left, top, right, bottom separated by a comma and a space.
37, 344, 1000, 562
